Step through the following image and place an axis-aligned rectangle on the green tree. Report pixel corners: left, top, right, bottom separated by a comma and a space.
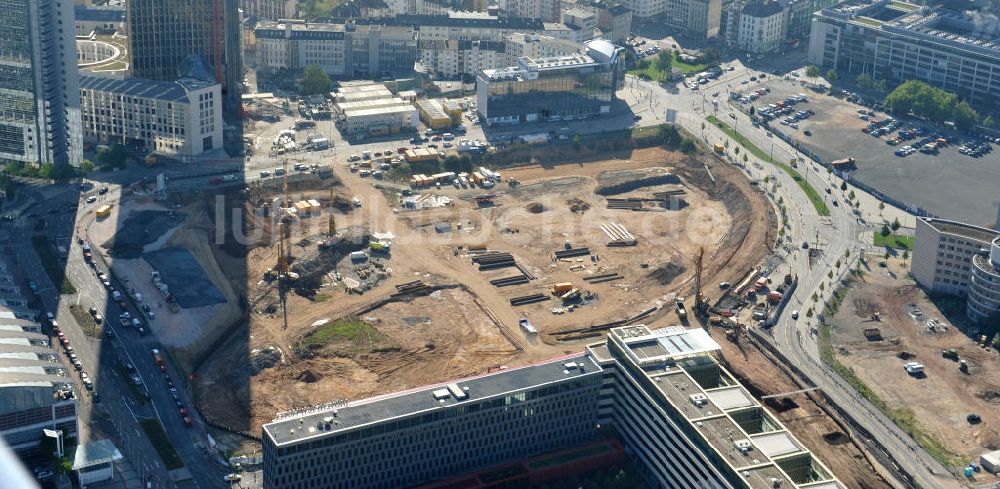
653, 51, 672, 80
79, 159, 95, 173
805, 65, 820, 78
874, 79, 888, 92
902, 250, 909, 262
301, 64, 331, 96
891, 217, 901, 231
883, 80, 979, 129
96, 144, 127, 169
881, 223, 891, 236
679, 139, 697, 154
856, 73, 874, 90
742, 153, 749, 163
825, 69, 839, 81
572, 134, 582, 151
848, 189, 856, 200
984, 115, 995, 128
840, 181, 847, 191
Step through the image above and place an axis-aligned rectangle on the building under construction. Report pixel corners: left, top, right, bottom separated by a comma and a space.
127, 0, 243, 114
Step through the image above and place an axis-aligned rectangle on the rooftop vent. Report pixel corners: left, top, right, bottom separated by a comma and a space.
447, 383, 468, 400
433, 389, 450, 401
563, 361, 578, 370
734, 439, 753, 453
689, 393, 708, 406
771, 478, 782, 488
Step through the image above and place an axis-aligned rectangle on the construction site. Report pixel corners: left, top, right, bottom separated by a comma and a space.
827, 257, 1000, 477
76, 143, 891, 487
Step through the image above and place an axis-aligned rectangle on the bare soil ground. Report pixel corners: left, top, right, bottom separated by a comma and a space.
189, 146, 891, 489
829, 259, 1000, 465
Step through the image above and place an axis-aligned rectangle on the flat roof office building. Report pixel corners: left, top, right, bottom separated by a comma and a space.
590, 326, 844, 489
262, 354, 604, 489
808, 0, 1000, 108
476, 39, 624, 125
79, 75, 224, 157
912, 217, 999, 297
968, 237, 1000, 323
262, 326, 844, 489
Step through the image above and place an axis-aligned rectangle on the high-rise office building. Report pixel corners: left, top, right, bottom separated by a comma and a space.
0, 0, 83, 167
127, 0, 243, 113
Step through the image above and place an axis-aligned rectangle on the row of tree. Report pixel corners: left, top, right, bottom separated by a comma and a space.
883, 80, 979, 129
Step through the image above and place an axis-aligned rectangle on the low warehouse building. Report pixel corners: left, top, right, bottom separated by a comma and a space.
343, 104, 418, 136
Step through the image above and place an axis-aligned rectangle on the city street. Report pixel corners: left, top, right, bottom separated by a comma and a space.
627, 73, 958, 489
13, 181, 229, 488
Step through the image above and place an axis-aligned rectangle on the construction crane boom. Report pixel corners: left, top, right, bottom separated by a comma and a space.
695, 247, 704, 308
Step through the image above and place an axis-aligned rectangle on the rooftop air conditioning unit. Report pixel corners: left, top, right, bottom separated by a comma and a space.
689, 393, 708, 406
734, 439, 753, 453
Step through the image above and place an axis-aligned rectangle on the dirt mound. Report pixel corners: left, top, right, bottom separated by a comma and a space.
567, 198, 590, 213
896, 351, 915, 360
525, 202, 546, 214
296, 370, 320, 383
648, 261, 687, 285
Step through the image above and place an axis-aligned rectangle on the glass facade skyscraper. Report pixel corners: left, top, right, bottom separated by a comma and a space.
0, 0, 82, 166
476, 39, 624, 125
128, 0, 242, 114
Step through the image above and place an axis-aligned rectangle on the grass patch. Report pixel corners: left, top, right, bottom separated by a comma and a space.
873, 232, 914, 250
31, 235, 77, 294
139, 419, 184, 470
707, 115, 830, 216
312, 293, 331, 302
69, 305, 102, 338
299, 318, 395, 354
819, 285, 963, 471
626, 52, 707, 79
113, 362, 147, 406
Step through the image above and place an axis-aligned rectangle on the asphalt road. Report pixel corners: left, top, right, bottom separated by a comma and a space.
627, 71, 958, 488
14, 182, 229, 488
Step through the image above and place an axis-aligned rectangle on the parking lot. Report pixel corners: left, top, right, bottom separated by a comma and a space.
735, 78, 1000, 226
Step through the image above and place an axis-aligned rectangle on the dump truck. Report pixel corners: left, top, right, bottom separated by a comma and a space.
95, 205, 112, 218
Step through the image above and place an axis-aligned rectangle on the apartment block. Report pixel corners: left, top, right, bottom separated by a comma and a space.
79, 74, 224, 157
809, 0, 1000, 107
241, 0, 297, 20
255, 21, 418, 78
419, 40, 507, 79
738, 1, 785, 53
0, 0, 83, 167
